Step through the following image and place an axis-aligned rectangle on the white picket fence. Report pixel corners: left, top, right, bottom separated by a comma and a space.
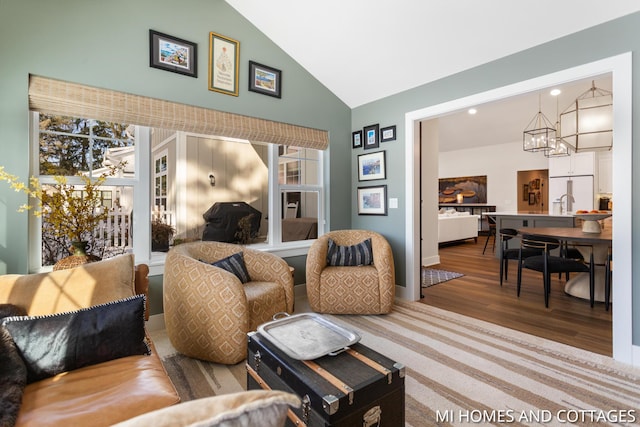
95, 208, 174, 250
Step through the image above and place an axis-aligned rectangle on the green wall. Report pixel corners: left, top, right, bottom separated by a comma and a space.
2, 1, 638, 349
0, 0, 351, 278
351, 13, 640, 345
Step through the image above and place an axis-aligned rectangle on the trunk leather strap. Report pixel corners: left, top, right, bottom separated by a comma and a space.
246, 363, 308, 427
346, 348, 393, 384
302, 359, 355, 404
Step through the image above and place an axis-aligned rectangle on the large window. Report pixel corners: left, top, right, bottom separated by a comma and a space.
33, 113, 136, 267
31, 113, 324, 271
278, 146, 322, 243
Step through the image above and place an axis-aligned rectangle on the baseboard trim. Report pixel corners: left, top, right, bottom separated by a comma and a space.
294, 283, 307, 299
422, 255, 440, 266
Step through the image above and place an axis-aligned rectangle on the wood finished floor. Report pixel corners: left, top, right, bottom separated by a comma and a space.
419, 235, 612, 356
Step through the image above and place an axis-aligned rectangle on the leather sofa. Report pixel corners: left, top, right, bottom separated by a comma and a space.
0, 254, 180, 427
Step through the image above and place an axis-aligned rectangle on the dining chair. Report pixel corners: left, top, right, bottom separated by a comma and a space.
499, 228, 543, 286
560, 240, 585, 279
605, 249, 612, 311
501, 231, 584, 287
516, 234, 594, 308
482, 215, 497, 255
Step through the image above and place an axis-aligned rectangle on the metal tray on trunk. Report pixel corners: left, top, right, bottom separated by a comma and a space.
257, 313, 360, 360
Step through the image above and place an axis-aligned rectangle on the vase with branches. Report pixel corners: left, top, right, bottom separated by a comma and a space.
0, 163, 124, 265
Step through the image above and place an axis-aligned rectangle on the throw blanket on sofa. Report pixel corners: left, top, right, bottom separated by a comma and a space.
0, 304, 28, 427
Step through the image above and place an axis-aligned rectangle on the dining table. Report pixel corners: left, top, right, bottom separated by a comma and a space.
516, 226, 612, 303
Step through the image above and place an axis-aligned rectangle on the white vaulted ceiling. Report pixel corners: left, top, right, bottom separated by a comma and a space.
225, 0, 640, 108
225, 1, 632, 150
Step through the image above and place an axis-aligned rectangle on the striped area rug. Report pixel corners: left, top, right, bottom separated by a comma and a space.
151, 300, 640, 426
151, 329, 247, 400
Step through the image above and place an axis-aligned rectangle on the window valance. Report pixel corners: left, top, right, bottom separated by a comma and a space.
28, 75, 329, 150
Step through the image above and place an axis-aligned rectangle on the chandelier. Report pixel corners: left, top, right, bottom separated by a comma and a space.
523, 94, 556, 152
559, 80, 613, 151
545, 97, 573, 157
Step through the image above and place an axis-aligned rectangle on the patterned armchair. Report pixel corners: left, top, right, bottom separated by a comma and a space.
306, 230, 395, 314
163, 241, 294, 364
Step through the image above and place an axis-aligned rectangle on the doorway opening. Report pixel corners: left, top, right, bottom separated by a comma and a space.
404, 53, 633, 364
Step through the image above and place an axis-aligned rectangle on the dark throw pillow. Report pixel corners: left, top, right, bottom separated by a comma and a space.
326, 238, 373, 266
1, 294, 150, 383
209, 252, 252, 284
0, 326, 27, 427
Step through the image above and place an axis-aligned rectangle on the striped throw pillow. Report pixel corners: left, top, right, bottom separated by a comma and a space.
326, 238, 373, 266
210, 252, 251, 284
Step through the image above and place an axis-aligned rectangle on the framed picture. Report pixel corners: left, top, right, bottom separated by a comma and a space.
358, 151, 386, 181
380, 125, 396, 142
522, 184, 529, 201
528, 192, 536, 205
149, 30, 197, 77
248, 61, 281, 98
352, 130, 363, 149
363, 124, 380, 149
209, 32, 239, 96
357, 185, 387, 215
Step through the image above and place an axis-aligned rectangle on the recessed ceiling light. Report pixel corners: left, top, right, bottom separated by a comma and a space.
468, 108, 477, 115
550, 88, 562, 96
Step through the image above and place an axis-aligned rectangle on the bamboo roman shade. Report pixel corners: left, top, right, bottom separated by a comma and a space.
28, 75, 329, 150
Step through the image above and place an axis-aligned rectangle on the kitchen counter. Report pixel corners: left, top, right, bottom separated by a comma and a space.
486, 211, 577, 218
484, 212, 577, 258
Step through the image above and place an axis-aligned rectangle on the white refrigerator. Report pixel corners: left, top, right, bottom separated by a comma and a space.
548, 175, 594, 213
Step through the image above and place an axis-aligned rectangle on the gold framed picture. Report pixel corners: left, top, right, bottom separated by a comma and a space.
208, 32, 239, 96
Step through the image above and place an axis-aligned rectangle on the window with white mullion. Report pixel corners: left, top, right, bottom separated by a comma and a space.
153, 150, 169, 213
277, 144, 323, 244
29, 110, 324, 270
39, 129, 134, 147
30, 112, 145, 270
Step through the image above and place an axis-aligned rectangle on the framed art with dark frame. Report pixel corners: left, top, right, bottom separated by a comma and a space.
358, 150, 386, 181
357, 185, 387, 215
209, 32, 239, 96
380, 125, 396, 142
149, 30, 197, 77
352, 130, 363, 149
363, 124, 380, 150
248, 61, 282, 98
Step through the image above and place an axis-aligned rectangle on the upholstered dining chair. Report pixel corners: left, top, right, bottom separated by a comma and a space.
516, 234, 594, 308
163, 241, 294, 364
306, 230, 395, 314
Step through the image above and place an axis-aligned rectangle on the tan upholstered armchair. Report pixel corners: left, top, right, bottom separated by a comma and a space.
306, 230, 395, 314
163, 241, 294, 364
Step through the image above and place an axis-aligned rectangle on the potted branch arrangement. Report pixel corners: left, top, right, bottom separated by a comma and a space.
0, 164, 123, 269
